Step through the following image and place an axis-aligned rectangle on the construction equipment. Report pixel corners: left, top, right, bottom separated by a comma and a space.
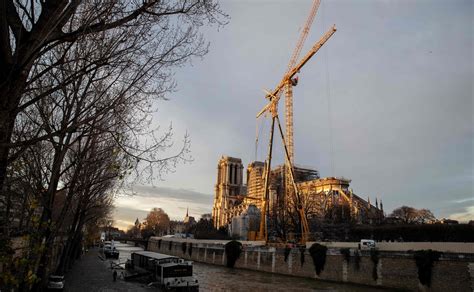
260, 0, 321, 165
285, 0, 321, 165
256, 0, 336, 244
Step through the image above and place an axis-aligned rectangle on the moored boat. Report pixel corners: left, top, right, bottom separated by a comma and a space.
129, 251, 198, 291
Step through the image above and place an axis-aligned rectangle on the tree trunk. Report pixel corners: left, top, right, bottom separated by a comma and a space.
33, 139, 70, 291
56, 198, 83, 274
68, 212, 86, 269
0, 65, 30, 190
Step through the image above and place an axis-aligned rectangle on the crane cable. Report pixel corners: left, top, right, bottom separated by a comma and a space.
255, 114, 267, 162
322, 1, 335, 177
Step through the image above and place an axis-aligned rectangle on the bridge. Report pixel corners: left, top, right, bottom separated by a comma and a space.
114, 237, 148, 249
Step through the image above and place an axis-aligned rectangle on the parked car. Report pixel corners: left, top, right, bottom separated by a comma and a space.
104, 245, 119, 259
47, 275, 65, 291
360, 239, 376, 249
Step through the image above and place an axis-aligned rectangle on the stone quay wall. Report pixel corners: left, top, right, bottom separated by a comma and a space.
148, 237, 474, 292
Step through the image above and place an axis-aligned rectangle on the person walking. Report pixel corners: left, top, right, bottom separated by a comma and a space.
113, 270, 117, 282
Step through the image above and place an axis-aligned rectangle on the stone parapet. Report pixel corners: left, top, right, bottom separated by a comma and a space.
148, 237, 474, 292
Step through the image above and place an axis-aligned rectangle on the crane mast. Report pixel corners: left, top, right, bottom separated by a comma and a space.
285, 0, 321, 166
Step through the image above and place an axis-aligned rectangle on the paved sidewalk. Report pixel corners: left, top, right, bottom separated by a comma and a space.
64, 248, 153, 292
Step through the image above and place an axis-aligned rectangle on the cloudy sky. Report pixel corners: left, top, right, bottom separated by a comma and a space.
113, 0, 473, 230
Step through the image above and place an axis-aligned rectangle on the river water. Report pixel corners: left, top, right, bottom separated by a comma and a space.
113, 242, 389, 292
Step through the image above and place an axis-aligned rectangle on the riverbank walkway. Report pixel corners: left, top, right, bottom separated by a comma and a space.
64, 247, 152, 292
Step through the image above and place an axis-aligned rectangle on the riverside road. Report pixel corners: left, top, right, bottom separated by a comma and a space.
64, 242, 392, 291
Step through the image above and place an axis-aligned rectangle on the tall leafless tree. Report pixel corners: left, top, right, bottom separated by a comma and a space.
0, 1, 227, 291
0, 0, 227, 194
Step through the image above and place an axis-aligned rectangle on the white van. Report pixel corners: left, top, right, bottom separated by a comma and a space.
360, 239, 376, 249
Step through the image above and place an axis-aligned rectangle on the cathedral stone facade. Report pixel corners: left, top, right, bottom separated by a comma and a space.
212, 156, 246, 228
212, 155, 384, 234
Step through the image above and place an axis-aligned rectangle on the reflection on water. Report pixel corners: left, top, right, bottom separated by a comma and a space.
194, 262, 388, 292
112, 242, 389, 292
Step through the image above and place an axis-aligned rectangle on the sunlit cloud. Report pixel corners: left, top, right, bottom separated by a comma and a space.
449, 205, 474, 222
452, 197, 474, 204
113, 185, 213, 230
114, 219, 135, 230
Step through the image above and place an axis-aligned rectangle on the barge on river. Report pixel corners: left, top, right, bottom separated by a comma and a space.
129, 251, 198, 291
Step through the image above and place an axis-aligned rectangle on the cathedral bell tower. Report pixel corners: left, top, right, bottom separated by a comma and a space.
212, 156, 244, 228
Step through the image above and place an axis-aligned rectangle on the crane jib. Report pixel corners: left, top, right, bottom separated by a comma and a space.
256, 25, 337, 119
282, 25, 337, 92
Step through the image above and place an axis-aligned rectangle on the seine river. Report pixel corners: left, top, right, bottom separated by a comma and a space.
193, 261, 388, 292
114, 243, 390, 292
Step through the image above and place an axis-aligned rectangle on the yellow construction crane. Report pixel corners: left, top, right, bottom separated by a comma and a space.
284, 0, 321, 165
256, 0, 336, 244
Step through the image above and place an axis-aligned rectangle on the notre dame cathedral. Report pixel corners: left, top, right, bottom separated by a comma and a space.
212, 155, 384, 238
